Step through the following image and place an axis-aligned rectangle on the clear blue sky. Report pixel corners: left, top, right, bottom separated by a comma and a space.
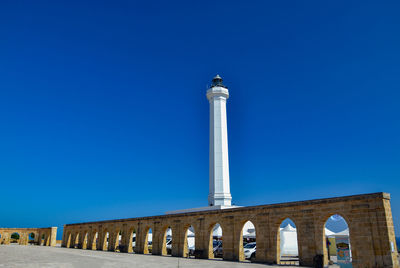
0, 1, 399, 240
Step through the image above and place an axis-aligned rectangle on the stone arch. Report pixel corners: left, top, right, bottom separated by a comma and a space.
67, 232, 73, 248
81, 230, 89, 249
159, 225, 172, 256
207, 222, 223, 259
321, 213, 353, 267
28, 232, 35, 244
143, 226, 152, 254
40, 233, 44, 246
65, 232, 72, 248
42, 232, 47, 246
101, 229, 109, 251
38, 232, 45, 246
109, 227, 120, 252
276, 217, 299, 265
47, 231, 52, 246
90, 230, 98, 250
182, 224, 195, 258
10, 232, 20, 243
73, 232, 80, 248
238, 220, 257, 262
127, 225, 137, 253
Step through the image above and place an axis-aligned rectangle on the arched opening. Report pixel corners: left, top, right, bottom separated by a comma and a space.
144, 227, 152, 254
184, 225, 195, 258
91, 231, 98, 250
10, 232, 20, 243
240, 220, 256, 262
41, 234, 46, 246
117, 230, 122, 252
128, 227, 136, 253
161, 226, 172, 256
82, 232, 88, 249
28, 233, 35, 245
66, 232, 72, 248
110, 229, 120, 252
278, 218, 299, 265
73, 232, 80, 248
102, 230, 109, 251
324, 214, 352, 267
208, 223, 223, 259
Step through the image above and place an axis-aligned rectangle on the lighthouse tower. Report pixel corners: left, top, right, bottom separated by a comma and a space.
207, 75, 232, 206
165, 75, 237, 214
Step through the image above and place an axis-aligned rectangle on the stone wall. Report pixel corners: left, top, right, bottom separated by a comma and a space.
0, 227, 57, 247
62, 192, 398, 267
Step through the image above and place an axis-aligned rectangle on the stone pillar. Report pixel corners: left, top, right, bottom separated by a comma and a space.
25, 232, 30, 245
62, 227, 71, 248
78, 230, 85, 249
221, 216, 235, 261
3, 232, 10, 245
232, 218, 246, 261
36, 231, 40, 246
314, 217, 327, 266
376, 196, 399, 267
44, 232, 49, 246
19, 232, 28, 245
347, 207, 376, 268
119, 224, 129, 253
151, 222, 162, 255
77, 231, 83, 249
265, 217, 279, 264
61, 226, 67, 247
70, 232, 76, 248
87, 229, 96, 250
171, 221, 182, 257
348, 195, 399, 268
254, 214, 274, 263
136, 224, 145, 254
296, 215, 317, 266
98, 228, 104, 250
193, 218, 209, 259
108, 229, 119, 252
49, 228, 57, 247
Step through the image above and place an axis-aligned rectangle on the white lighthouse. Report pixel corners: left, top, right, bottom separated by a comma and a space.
166, 75, 237, 214
207, 75, 232, 206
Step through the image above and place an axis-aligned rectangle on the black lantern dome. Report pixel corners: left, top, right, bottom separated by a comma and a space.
211, 74, 226, 88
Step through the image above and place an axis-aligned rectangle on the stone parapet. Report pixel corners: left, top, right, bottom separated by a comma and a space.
0, 227, 57, 247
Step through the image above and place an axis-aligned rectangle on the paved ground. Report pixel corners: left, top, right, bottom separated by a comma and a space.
0, 245, 302, 268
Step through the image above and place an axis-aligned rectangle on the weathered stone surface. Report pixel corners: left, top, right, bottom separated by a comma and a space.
62, 192, 398, 267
